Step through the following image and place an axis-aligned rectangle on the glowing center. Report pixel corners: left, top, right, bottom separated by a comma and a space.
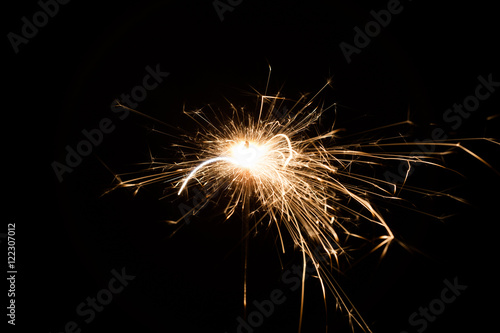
230, 140, 265, 168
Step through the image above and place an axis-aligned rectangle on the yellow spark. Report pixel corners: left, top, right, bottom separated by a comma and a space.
107, 75, 499, 333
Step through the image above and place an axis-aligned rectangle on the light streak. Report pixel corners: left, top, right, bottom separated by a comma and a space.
108, 73, 499, 332
178, 156, 236, 195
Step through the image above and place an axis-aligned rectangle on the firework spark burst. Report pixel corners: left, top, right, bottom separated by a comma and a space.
106, 71, 499, 332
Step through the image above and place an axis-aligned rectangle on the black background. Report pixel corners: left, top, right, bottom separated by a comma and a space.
5, 0, 500, 332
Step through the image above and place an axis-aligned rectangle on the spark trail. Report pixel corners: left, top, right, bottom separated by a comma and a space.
107, 74, 499, 332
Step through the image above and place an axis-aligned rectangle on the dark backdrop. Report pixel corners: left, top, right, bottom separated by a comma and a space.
5, 0, 499, 332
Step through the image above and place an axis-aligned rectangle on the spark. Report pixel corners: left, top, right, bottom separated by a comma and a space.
107, 73, 499, 332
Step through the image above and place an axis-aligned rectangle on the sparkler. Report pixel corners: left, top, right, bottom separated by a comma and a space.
107, 70, 499, 332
